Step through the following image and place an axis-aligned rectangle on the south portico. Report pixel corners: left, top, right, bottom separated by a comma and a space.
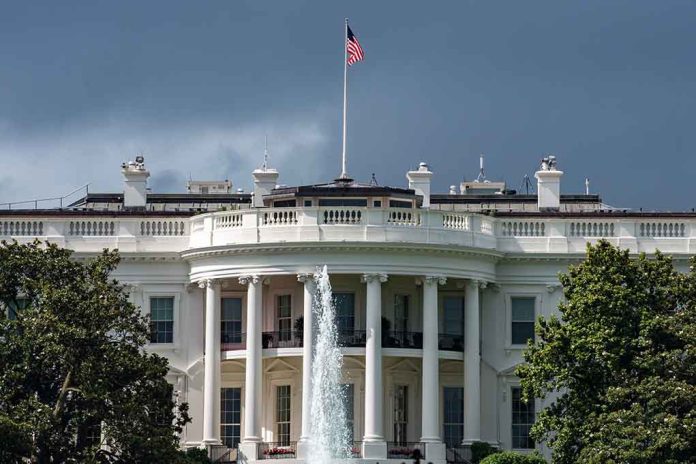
186, 249, 493, 462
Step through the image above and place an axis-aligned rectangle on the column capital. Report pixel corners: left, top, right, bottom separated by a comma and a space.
297, 273, 314, 284
238, 274, 260, 286
423, 275, 447, 286
466, 278, 487, 289
361, 273, 388, 284
197, 278, 218, 289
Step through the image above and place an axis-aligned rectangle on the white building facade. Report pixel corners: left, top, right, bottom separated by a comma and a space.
2, 157, 692, 463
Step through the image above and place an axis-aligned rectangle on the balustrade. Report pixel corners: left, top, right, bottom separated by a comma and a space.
321, 207, 363, 225
69, 220, 116, 236
386, 209, 420, 226
500, 221, 545, 237
263, 209, 298, 226
639, 222, 686, 237
569, 221, 615, 237
140, 220, 186, 236
0, 220, 43, 236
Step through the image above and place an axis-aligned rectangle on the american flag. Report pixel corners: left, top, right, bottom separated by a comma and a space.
346, 25, 365, 66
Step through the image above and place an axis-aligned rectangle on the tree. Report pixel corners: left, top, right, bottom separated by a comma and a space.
517, 241, 695, 464
0, 240, 190, 463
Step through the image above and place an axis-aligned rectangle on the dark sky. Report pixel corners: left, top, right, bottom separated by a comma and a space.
1, 1, 695, 210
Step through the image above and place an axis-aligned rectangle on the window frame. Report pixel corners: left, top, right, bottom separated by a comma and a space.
442, 385, 464, 448
221, 296, 244, 344
145, 292, 180, 348
276, 294, 293, 342
510, 385, 536, 450
505, 293, 541, 350
220, 387, 242, 449
275, 385, 292, 446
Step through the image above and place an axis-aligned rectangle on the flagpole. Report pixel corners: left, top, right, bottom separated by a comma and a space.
340, 18, 349, 179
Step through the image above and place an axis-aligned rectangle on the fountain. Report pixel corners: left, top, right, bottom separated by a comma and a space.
306, 266, 352, 463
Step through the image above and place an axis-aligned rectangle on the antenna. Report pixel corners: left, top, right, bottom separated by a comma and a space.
521, 174, 533, 194
585, 177, 590, 195
476, 154, 486, 183
263, 135, 269, 171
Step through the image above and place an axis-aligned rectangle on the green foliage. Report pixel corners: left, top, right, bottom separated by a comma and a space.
480, 451, 546, 464
177, 447, 212, 464
0, 240, 190, 463
471, 441, 497, 463
517, 240, 696, 464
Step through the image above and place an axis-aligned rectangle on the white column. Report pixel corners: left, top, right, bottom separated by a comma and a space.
200, 278, 221, 445
240, 275, 262, 443
421, 276, 446, 442
463, 279, 482, 445
361, 273, 388, 459
296, 273, 314, 458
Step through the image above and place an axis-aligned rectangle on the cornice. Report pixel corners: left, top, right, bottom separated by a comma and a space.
180, 241, 504, 262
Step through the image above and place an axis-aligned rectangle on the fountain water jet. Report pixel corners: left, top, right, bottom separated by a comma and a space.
306, 266, 351, 463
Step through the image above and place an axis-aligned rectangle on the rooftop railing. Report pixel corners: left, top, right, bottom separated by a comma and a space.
2, 206, 696, 255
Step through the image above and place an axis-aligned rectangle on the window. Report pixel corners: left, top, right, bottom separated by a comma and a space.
443, 297, 464, 335
150, 297, 174, 344
221, 388, 241, 448
318, 198, 367, 207
511, 297, 536, 345
77, 418, 101, 449
511, 387, 535, 449
221, 298, 243, 344
342, 384, 355, 442
443, 387, 464, 448
6, 297, 30, 320
393, 385, 408, 445
394, 294, 409, 332
389, 199, 412, 208
304, 200, 313, 207
276, 385, 291, 446
277, 295, 292, 342
373, 200, 382, 207
334, 293, 355, 333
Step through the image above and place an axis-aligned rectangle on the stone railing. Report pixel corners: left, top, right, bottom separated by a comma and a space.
3, 209, 696, 255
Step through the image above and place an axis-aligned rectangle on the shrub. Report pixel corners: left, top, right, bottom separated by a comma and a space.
471, 441, 496, 463
480, 450, 546, 464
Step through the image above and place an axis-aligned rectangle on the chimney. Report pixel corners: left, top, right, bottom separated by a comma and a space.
406, 162, 433, 208
251, 167, 279, 207
121, 156, 150, 208
535, 155, 563, 211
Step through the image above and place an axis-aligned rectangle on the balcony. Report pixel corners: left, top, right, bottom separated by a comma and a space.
262, 331, 302, 349
382, 330, 423, 349
258, 442, 296, 460
438, 333, 464, 351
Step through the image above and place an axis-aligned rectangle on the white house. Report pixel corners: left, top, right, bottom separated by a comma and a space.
2, 155, 691, 463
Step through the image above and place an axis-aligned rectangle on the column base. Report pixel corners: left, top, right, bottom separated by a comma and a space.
423, 441, 446, 461
201, 438, 221, 446
459, 439, 484, 461
361, 440, 387, 459
238, 442, 259, 463
296, 439, 311, 460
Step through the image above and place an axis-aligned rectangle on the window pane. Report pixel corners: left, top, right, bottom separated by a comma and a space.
276, 385, 291, 446
511, 387, 535, 449
511, 297, 535, 321
512, 322, 535, 344
393, 385, 408, 444
150, 297, 174, 344
394, 295, 409, 332
443, 387, 464, 447
443, 297, 464, 335
334, 293, 355, 332
221, 388, 241, 448
222, 298, 243, 343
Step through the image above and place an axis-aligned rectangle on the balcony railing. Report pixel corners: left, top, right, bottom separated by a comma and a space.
262, 331, 303, 349
337, 329, 367, 347
383, 330, 423, 349
258, 442, 296, 460
221, 332, 245, 351
439, 333, 464, 351
387, 441, 426, 459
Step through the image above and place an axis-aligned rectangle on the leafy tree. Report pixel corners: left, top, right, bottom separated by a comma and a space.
0, 240, 190, 463
480, 451, 546, 464
517, 241, 695, 464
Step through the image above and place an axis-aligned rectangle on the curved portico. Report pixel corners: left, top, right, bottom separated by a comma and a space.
185, 240, 494, 463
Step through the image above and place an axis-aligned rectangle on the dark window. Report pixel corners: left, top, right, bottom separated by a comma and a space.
304, 200, 313, 207
373, 200, 382, 207
273, 200, 296, 208
443, 296, 464, 336
334, 293, 355, 333
221, 298, 243, 344
6, 297, 30, 320
277, 295, 292, 341
389, 199, 413, 208
276, 385, 291, 446
343, 384, 355, 442
394, 294, 409, 332
512, 387, 535, 449
318, 198, 368, 207
221, 388, 241, 448
443, 387, 464, 447
150, 297, 174, 344
393, 385, 408, 445
511, 297, 535, 345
